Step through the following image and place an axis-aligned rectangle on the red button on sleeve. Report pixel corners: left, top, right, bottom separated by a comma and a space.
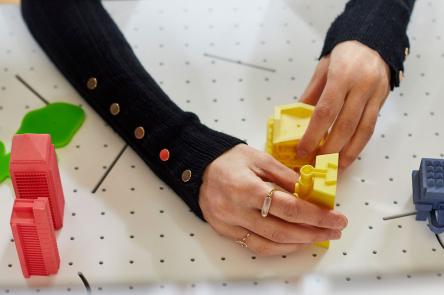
159, 149, 170, 162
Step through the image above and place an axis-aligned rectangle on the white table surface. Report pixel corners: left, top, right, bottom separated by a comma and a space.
0, 0, 444, 294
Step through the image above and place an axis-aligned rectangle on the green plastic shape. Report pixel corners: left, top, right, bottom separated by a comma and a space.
16, 102, 85, 148
0, 141, 10, 183
0, 102, 85, 183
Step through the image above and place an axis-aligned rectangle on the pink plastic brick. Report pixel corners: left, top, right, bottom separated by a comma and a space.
10, 134, 65, 230
10, 198, 60, 278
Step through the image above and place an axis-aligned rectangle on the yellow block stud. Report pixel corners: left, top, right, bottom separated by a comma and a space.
294, 153, 339, 248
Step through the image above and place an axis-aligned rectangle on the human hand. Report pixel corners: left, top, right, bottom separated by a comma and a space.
298, 40, 391, 171
199, 144, 348, 256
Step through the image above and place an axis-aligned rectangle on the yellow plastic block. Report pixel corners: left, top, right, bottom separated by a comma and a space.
294, 153, 339, 248
266, 102, 316, 169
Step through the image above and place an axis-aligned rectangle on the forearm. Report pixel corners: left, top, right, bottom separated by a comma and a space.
321, 0, 416, 89
21, 0, 244, 220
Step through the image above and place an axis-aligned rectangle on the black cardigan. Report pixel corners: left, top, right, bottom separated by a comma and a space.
21, 0, 415, 220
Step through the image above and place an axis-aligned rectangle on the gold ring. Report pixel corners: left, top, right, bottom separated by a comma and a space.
261, 188, 278, 218
236, 232, 250, 248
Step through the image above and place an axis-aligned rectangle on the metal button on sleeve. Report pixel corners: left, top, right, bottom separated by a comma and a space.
181, 169, 192, 182
86, 77, 98, 90
134, 126, 145, 139
110, 103, 120, 116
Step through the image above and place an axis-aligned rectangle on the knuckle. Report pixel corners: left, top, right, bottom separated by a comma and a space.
361, 66, 378, 79
230, 178, 244, 193
314, 214, 325, 229
337, 117, 356, 134
254, 151, 269, 165
328, 64, 345, 80
314, 104, 334, 121
270, 229, 287, 243
282, 199, 299, 221
311, 231, 327, 243
261, 153, 275, 165
361, 121, 376, 138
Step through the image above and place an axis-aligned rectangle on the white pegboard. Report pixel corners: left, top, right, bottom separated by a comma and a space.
0, 0, 444, 293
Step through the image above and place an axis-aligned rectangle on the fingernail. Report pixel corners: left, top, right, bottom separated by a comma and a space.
341, 216, 349, 228
334, 214, 348, 229
330, 230, 342, 240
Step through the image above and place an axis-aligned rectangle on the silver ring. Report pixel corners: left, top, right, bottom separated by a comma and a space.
261, 188, 278, 218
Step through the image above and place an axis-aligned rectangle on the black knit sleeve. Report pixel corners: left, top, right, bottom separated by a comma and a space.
20, 0, 244, 221
320, 0, 416, 89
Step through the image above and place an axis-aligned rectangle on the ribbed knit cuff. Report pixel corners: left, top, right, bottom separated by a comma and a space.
320, 0, 415, 90
151, 123, 245, 221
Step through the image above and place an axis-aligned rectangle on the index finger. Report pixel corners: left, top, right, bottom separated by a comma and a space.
296, 79, 348, 159
250, 188, 347, 230
271, 190, 347, 230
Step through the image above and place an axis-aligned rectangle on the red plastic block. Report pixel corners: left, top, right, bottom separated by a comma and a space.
10, 134, 65, 230
10, 198, 60, 278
